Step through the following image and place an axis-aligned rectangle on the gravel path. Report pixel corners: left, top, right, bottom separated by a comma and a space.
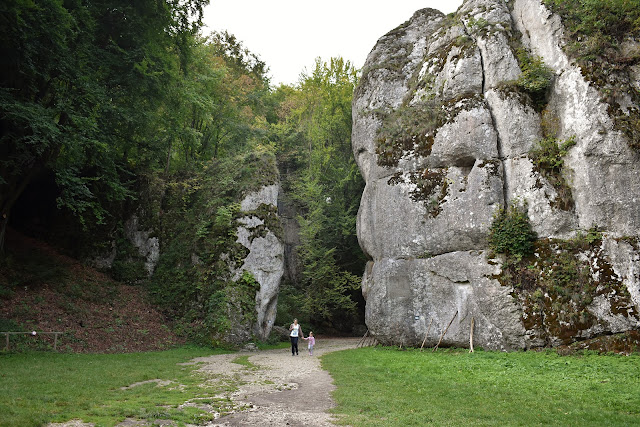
202, 337, 359, 426
47, 337, 360, 427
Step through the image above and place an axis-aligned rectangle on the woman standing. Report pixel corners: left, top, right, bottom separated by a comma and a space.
289, 318, 304, 356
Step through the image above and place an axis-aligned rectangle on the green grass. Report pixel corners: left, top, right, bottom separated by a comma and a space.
322, 347, 640, 426
231, 355, 259, 370
0, 346, 233, 427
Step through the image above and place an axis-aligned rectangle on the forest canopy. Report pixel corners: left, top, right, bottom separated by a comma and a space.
0, 0, 365, 337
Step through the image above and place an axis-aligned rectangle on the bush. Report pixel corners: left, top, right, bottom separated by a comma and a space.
529, 136, 576, 211
529, 136, 576, 174
542, 0, 640, 149
488, 201, 537, 261
515, 49, 555, 109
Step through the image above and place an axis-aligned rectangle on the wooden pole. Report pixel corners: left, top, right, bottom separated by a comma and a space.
469, 317, 475, 353
420, 319, 433, 352
2, 331, 63, 352
357, 330, 369, 348
433, 311, 458, 352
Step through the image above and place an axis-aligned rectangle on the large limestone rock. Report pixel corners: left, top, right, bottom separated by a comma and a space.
353, 0, 640, 350
235, 184, 285, 341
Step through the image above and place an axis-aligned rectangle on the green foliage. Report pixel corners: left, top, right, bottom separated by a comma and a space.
575, 226, 604, 247
233, 270, 260, 325
275, 282, 308, 327
110, 232, 148, 285
529, 136, 576, 210
466, 16, 490, 35
542, 0, 640, 148
0, 0, 208, 229
543, 0, 640, 56
324, 347, 640, 426
529, 136, 576, 173
163, 32, 272, 168
148, 152, 278, 345
0, 347, 235, 426
271, 58, 365, 332
0, 0, 274, 253
488, 201, 537, 261
0, 0, 364, 341
514, 48, 555, 109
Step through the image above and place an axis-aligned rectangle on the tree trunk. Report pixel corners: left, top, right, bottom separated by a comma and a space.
0, 213, 8, 254
165, 139, 172, 174
0, 163, 43, 255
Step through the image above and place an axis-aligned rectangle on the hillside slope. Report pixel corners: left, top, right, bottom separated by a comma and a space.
0, 229, 183, 352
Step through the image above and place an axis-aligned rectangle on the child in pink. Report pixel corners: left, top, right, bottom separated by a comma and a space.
302, 331, 315, 355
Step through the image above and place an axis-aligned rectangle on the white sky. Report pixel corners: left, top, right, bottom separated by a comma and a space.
202, 1, 464, 86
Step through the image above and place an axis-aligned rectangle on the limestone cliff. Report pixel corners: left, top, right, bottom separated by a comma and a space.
353, 0, 640, 350
234, 184, 285, 341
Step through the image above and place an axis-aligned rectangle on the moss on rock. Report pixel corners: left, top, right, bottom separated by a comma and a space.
499, 230, 637, 346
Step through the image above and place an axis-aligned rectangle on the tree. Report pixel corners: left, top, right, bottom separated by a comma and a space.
0, 0, 209, 252
161, 32, 272, 171
273, 58, 366, 330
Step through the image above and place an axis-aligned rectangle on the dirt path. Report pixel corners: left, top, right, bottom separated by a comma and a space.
201, 337, 359, 426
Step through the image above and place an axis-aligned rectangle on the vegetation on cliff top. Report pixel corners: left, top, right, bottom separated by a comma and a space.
543, 0, 640, 148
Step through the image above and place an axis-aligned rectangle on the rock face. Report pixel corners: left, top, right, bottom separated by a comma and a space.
353, 0, 640, 350
124, 214, 160, 276
235, 184, 285, 341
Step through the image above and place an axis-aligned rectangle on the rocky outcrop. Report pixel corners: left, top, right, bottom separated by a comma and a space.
124, 214, 160, 276
353, 0, 640, 350
234, 184, 285, 341
88, 214, 159, 277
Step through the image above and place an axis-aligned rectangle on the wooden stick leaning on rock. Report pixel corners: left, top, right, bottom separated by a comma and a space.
364, 333, 372, 347
469, 317, 475, 353
357, 330, 369, 348
433, 311, 458, 352
420, 318, 433, 352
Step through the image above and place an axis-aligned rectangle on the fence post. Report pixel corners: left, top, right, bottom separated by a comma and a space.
1, 331, 64, 352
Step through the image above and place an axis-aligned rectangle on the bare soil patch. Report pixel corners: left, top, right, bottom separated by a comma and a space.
0, 229, 183, 352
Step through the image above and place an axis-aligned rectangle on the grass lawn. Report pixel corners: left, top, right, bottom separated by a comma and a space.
322, 347, 640, 426
0, 347, 232, 427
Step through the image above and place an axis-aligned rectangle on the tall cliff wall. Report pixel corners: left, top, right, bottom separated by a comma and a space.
353, 0, 640, 350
